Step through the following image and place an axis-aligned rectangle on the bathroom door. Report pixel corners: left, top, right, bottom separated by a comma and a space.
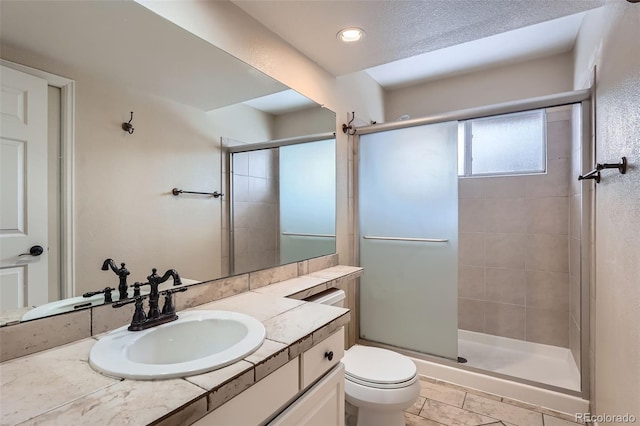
0, 65, 49, 310
358, 122, 459, 360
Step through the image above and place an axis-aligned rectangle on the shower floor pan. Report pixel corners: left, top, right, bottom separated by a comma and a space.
458, 329, 580, 392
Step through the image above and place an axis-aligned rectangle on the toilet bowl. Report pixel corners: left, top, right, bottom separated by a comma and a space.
342, 345, 420, 426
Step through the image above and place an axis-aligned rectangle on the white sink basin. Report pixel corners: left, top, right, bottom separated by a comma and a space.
21, 293, 113, 321
89, 310, 266, 380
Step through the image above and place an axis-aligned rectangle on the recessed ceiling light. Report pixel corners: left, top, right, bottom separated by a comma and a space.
337, 27, 365, 43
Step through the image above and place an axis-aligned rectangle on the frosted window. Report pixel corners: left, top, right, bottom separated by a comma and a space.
464, 110, 546, 176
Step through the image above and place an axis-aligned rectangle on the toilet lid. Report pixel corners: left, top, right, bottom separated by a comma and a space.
342, 345, 417, 386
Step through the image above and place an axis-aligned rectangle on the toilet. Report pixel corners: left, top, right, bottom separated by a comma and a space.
306, 289, 421, 426
342, 345, 420, 426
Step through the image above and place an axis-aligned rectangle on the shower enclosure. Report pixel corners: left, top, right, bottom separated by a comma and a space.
357, 93, 591, 399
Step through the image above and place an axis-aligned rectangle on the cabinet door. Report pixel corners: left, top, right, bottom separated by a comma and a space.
270, 363, 344, 426
193, 358, 299, 426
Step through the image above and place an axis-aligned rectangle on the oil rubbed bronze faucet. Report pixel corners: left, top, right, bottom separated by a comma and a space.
112, 268, 185, 331
101, 259, 130, 300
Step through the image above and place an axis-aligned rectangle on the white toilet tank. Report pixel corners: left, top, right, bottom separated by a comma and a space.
304, 288, 345, 307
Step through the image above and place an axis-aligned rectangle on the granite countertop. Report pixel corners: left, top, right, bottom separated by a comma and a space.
0, 266, 362, 426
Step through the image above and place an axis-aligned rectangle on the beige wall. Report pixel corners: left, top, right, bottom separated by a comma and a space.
385, 52, 574, 122
273, 107, 336, 140
574, 1, 640, 418
458, 107, 574, 348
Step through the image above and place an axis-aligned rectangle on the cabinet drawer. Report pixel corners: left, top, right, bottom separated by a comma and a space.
300, 327, 344, 389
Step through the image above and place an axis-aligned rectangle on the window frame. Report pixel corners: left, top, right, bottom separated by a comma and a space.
459, 109, 548, 178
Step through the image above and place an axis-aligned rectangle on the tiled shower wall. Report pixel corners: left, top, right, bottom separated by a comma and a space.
458, 106, 574, 348
230, 149, 280, 275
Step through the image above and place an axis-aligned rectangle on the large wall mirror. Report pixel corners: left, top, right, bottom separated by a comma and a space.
0, 0, 336, 325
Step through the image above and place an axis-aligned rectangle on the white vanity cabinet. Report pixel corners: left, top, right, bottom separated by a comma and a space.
193, 328, 345, 426
269, 363, 344, 426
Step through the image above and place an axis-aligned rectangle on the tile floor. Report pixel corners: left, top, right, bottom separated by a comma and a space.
402, 376, 588, 426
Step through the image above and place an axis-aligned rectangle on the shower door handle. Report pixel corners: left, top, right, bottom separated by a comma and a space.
362, 236, 449, 243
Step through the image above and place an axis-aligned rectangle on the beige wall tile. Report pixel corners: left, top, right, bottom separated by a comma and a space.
525, 270, 569, 311
458, 298, 485, 333
526, 234, 569, 273
546, 121, 572, 160
297, 260, 309, 276
458, 265, 485, 300
486, 268, 526, 305
485, 302, 525, 340
485, 233, 526, 269
307, 253, 339, 273
484, 198, 526, 233
484, 176, 526, 198
525, 307, 569, 347
92, 302, 134, 336
459, 178, 485, 199
459, 198, 486, 232
248, 263, 298, 289
175, 275, 249, 311
0, 309, 92, 362
459, 233, 485, 266
525, 159, 570, 198
526, 197, 569, 235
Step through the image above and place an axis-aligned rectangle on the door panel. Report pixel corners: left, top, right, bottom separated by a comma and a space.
358, 122, 459, 360
0, 65, 48, 308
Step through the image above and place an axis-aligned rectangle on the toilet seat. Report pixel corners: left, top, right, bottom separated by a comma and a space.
342, 345, 418, 389
346, 373, 418, 389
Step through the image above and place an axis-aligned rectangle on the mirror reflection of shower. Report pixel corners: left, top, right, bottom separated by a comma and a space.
227, 136, 336, 275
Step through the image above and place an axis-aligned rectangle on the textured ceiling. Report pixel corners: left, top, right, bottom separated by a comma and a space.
233, 0, 606, 77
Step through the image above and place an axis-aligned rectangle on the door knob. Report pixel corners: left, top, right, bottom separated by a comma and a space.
19, 245, 44, 257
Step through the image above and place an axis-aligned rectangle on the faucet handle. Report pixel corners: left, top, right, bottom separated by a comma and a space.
113, 295, 148, 330
83, 287, 114, 303
132, 281, 149, 297
161, 287, 187, 315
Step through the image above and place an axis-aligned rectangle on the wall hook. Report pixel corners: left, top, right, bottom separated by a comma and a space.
122, 111, 134, 134
342, 111, 357, 135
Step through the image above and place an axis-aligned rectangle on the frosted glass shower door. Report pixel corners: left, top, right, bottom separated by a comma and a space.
359, 122, 459, 360
280, 139, 336, 264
